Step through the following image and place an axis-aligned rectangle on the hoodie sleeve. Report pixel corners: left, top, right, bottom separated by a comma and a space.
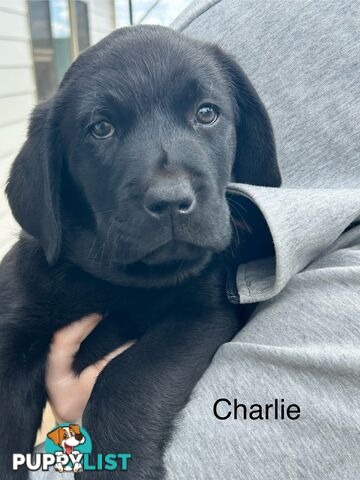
227, 184, 360, 303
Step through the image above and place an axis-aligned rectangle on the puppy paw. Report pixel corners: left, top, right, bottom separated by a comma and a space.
73, 463, 83, 473
55, 463, 64, 472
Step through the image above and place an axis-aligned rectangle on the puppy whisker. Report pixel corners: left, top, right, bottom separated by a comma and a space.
227, 196, 248, 214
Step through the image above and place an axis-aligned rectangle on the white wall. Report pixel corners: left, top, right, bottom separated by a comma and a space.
0, 0, 36, 257
0, 0, 116, 259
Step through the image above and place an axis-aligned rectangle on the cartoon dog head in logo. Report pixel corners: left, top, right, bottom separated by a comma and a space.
47, 424, 85, 454
47, 424, 85, 472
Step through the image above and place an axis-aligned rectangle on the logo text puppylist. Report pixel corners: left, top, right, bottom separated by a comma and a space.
13, 424, 131, 473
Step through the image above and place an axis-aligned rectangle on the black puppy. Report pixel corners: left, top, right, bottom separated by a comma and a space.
0, 26, 280, 479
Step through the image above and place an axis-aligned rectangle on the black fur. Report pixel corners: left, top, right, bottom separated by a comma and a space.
0, 26, 280, 479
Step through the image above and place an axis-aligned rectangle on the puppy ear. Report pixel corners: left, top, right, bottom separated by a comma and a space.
211, 46, 281, 187
6, 99, 62, 265
69, 424, 81, 435
47, 427, 61, 446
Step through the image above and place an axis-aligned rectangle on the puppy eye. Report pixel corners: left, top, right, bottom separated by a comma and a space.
63, 433, 68, 438
91, 121, 115, 139
195, 104, 219, 125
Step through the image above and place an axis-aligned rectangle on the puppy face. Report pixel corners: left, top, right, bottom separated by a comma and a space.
47, 425, 84, 454
7, 26, 281, 287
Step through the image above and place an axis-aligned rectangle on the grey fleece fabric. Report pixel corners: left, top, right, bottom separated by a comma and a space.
32, 1, 360, 479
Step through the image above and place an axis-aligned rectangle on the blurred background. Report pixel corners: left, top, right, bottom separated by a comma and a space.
0, 0, 192, 258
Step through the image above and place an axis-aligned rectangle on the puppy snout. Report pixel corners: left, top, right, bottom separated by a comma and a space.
75, 434, 83, 441
144, 179, 196, 218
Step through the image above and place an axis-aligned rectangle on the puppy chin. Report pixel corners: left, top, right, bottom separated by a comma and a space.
118, 230, 232, 287
122, 248, 213, 288
142, 242, 205, 266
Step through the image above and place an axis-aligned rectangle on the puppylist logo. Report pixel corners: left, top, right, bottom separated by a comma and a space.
13, 423, 131, 474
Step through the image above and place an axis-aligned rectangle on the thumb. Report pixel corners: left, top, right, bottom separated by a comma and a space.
47, 314, 103, 385
80, 340, 136, 386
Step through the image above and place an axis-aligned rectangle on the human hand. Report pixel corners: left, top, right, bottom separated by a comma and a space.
46, 314, 135, 424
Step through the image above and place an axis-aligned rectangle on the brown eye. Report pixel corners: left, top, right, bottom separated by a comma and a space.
195, 104, 219, 125
91, 121, 115, 139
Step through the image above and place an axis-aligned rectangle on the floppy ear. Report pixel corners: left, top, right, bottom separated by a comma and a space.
211, 46, 281, 187
6, 99, 62, 265
47, 427, 62, 446
69, 424, 81, 435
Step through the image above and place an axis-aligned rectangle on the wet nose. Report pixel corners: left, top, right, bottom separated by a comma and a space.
144, 179, 196, 218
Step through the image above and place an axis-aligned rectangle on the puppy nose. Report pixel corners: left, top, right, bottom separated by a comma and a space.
144, 180, 196, 218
